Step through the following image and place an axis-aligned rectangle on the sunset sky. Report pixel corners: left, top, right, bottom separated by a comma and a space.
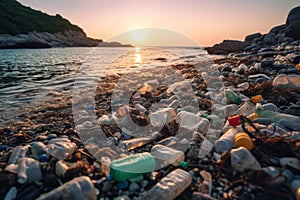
18, 0, 299, 46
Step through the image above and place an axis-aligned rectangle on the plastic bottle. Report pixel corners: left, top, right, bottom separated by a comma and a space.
119, 137, 152, 151
230, 146, 261, 172
109, 152, 156, 182
5, 145, 29, 173
237, 82, 249, 90
256, 106, 300, 131
36, 176, 96, 200
167, 99, 180, 109
149, 108, 176, 128
234, 101, 256, 116
100, 157, 111, 176
145, 169, 192, 200
47, 137, 77, 160
31, 142, 48, 162
234, 132, 253, 150
214, 128, 238, 153
157, 136, 179, 147
224, 88, 241, 104
151, 144, 188, 169
7, 145, 28, 165
17, 157, 42, 184
176, 111, 203, 131
134, 103, 149, 115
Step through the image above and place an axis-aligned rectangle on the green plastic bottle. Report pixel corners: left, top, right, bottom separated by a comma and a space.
225, 89, 241, 104
256, 107, 300, 131
110, 152, 156, 182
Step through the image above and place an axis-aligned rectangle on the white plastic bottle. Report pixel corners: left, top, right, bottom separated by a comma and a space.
47, 137, 77, 160
145, 169, 192, 200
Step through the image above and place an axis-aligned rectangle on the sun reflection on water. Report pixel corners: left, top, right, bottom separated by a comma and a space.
134, 47, 142, 65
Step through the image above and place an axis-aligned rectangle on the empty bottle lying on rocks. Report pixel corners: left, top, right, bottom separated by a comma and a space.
36, 176, 96, 200
145, 169, 192, 200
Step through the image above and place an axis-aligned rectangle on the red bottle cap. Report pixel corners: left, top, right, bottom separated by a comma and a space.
228, 115, 241, 126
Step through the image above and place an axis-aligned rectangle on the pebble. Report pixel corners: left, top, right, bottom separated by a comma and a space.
129, 182, 140, 192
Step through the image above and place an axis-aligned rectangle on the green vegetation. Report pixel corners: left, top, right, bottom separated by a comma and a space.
0, 0, 84, 35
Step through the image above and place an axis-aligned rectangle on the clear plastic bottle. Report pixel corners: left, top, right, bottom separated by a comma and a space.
36, 176, 96, 200
17, 157, 42, 184
214, 128, 238, 153
145, 169, 192, 200
134, 103, 149, 115
176, 110, 202, 131
7, 145, 28, 165
149, 108, 176, 128
119, 137, 152, 151
109, 152, 156, 182
256, 106, 300, 131
31, 142, 48, 162
230, 146, 261, 172
5, 145, 29, 173
47, 137, 77, 160
151, 144, 188, 169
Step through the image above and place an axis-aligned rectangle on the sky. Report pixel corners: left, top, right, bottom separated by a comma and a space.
18, 0, 300, 47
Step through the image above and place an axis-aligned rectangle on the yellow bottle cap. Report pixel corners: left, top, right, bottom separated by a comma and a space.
251, 95, 262, 104
234, 132, 253, 150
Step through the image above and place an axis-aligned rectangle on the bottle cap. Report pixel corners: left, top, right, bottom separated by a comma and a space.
179, 161, 189, 169
234, 132, 253, 150
38, 154, 48, 162
251, 95, 264, 104
248, 112, 259, 121
228, 115, 241, 127
202, 114, 209, 119
296, 64, 300, 70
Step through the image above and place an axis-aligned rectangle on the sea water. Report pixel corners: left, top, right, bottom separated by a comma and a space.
0, 46, 209, 124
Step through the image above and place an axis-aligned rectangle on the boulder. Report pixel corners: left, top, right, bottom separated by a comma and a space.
285, 6, 300, 40
205, 40, 250, 55
263, 33, 276, 44
269, 24, 285, 34
245, 33, 262, 42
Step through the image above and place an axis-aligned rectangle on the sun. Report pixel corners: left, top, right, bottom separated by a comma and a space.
130, 30, 146, 46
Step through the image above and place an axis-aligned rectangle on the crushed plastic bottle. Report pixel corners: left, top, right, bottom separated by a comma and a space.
231, 146, 261, 172
17, 157, 42, 184
109, 152, 156, 182
151, 144, 188, 169
145, 169, 192, 200
36, 176, 96, 200
47, 137, 77, 160
149, 108, 176, 128
31, 142, 48, 162
256, 105, 300, 131
176, 111, 207, 132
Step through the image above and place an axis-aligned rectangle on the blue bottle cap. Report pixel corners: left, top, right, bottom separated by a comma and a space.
38, 154, 48, 162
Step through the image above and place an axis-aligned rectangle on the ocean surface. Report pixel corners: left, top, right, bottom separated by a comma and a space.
0, 46, 210, 124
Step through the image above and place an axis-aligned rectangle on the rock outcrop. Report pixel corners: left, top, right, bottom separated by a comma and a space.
205, 40, 250, 55
0, 30, 102, 49
206, 6, 300, 55
285, 6, 300, 40
0, 31, 132, 49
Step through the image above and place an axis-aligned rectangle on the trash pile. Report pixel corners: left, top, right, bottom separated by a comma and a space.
1, 56, 300, 200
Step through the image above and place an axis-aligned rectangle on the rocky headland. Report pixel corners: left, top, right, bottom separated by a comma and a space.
0, 0, 131, 48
